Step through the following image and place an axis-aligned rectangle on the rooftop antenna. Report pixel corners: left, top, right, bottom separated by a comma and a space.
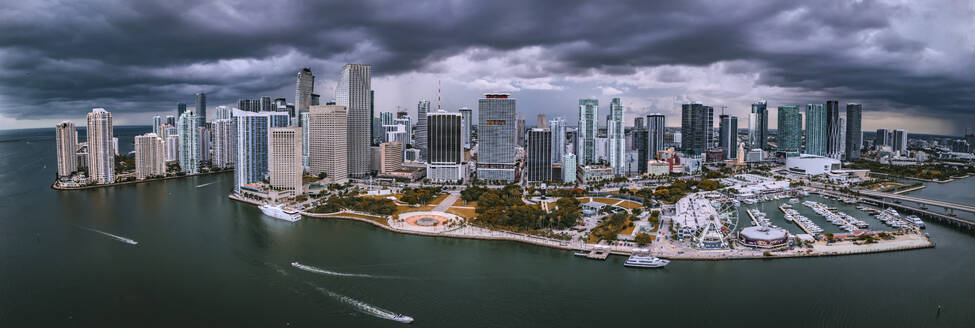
437, 79, 442, 112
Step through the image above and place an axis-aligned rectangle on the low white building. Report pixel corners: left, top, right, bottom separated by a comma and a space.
786, 154, 841, 175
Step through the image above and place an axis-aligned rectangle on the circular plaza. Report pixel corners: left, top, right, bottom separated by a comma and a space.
395, 211, 462, 233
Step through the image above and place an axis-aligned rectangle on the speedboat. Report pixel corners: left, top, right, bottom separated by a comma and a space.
260, 204, 302, 222
624, 254, 670, 268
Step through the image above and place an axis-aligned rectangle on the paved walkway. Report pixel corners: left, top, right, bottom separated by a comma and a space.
433, 192, 461, 212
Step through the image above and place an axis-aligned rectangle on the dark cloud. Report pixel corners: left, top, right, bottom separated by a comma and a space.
0, 0, 972, 133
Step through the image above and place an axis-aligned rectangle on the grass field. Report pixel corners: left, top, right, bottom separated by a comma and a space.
446, 207, 477, 219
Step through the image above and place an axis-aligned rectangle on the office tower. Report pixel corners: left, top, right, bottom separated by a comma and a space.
893, 129, 908, 153
845, 103, 862, 160
476, 93, 517, 181
875, 128, 890, 147
215, 106, 232, 120
152, 115, 163, 136
749, 100, 769, 149
177, 110, 199, 174
212, 119, 234, 168
526, 128, 553, 182
537, 114, 548, 129
308, 105, 348, 183
607, 98, 625, 175
646, 113, 665, 160
384, 125, 409, 155
165, 135, 179, 163
516, 114, 526, 146
550, 117, 566, 164
259, 96, 272, 112
86, 108, 114, 184
335, 64, 371, 178
177, 103, 187, 118
631, 117, 647, 173
195, 92, 207, 126
719, 115, 739, 160
380, 112, 395, 126
680, 102, 714, 154
55, 121, 77, 178
296, 68, 315, 115
380, 142, 403, 174
426, 112, 464, 182
460, 107, 473, 149
393, 117, 412, 145
232, 109, 290, 193
415, 99, 430, 161
300, 112, 310, 168
268, 127, 302, 197
369, 90, 374, 145
166, 115, 176, 127
826, 100, 842, 158
578, 98, 598, 165
134, 133, 165, 179
562, 153, 577, 183
777, 105, 802, 152
804, 104, 827, 156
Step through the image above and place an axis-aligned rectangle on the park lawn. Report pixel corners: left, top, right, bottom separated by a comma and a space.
339, 213, 390, 226
446, 207, 477, 219
428, 193, 449, 205
618, 200, 642, 209
619, 224, 636, 236
591, 197, 622, 206
395, 205, 435, 215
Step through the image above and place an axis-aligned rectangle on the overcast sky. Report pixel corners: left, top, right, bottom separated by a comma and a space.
1, 0, 973, 135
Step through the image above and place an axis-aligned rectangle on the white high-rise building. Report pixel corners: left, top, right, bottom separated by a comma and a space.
232, 109, 290, 193
55, 121, 77, 178
416, 99, 430, 161
550, 117, 566, 164
562, 153, 577, 183
577, 99, 598, 165
212, 119, 234, 168
308, 105, 348, 183
178, 110, 199, 174
86, 108, 114, 184
215, 105, 232, 121
135, 133, 165, 179
295, 68, 315, 116
335, 64, 371, 178
607, 98, 625, 175
268, 127, 302, 198
393, 117, 411, 145
165, 135, 179, 163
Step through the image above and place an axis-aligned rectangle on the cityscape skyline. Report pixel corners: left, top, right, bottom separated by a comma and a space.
1, 1, 973, 135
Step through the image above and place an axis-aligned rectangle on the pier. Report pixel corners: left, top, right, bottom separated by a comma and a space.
779, 204, 815, 235
814, 189, 975, 233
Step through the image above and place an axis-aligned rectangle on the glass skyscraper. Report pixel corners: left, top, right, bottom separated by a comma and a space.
749, 100, 768, 149
232, 109, 290, 193
177, 110, 199, 174
804, 104, 827, 156
335, 64, 371, 178
577, 99, 598, 165
680, 102, 713, 154
777, 105, 802, 153
719, 114, 738, 160
845, 103, 862, 160
476, 94, 516, 182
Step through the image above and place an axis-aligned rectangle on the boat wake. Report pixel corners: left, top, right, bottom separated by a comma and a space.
195, 182, 217, 188
312, 286, 414, 324
292, 262, 399, 279
80, 227, 138, 245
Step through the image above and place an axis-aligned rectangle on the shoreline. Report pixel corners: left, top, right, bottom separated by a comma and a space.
229, 194, 936, 261
52, 169, 233, 191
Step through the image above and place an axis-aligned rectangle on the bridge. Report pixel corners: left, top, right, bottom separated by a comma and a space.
859, 190, 975, 216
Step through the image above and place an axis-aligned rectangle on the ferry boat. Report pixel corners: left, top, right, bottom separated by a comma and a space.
624, 254, 670, 268
259, 204, 302, 222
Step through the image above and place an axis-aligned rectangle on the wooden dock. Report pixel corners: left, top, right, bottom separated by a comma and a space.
780, 204, 815, 235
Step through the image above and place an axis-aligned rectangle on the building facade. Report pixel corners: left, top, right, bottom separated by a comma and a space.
680, 102, 713, 154
177, 110, 199, 174
607, 98, 625, 175
646, 113, 665, 161
232, 109, 290, 193
718, 115, 738, 160
416, 100, 430, 162
777, 105, 802, 153
526, 128, 552, 182
825, 100, 843, 159
296, 68, 315, 116
845, 103, 862, 160
55, 121, 77, 178
195, 92, 207, 127
426, 112, 464, 182
804, 104, 827, 156
380, 142, 403, 174
893, 129, 908, 153
550, 117, 566, 164
562, 153, 577, 183
459, 107, 473, 149
749, 100, 768, 149
87, 108, 114, 184
135, 133, 165, 179
212, 119, 234, 168
308, 105, 348, 183
335, 64, 371, 178
268, 127, 302, 198
476, 93, 517, 182
577, 98, 598, 165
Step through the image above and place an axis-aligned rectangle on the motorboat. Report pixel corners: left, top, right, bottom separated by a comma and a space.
260, 204, 302, 222
624, 254, 670, 268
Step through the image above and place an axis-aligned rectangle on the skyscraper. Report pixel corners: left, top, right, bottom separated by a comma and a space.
177, 110, 199, 174
166, 115, 176, 127
516, 114, 526, 146
197, 125, 210, 164
195, 92, 207, 126
296, 68, 315, 116
680, 102, 713, 154
876, 128, 890, 147
134, 133, 165, 179
578, 99, 598, 165
646, 113, 665, 160
152, 115, 163, 136
826, 100, 842, 159
211, 119, 234, 169
177, 103, 187, 118
562, 153, 577, 183
607, 98, 625, 175
259, 96, 272, 112
426, 112, 464, 182
300, 112, 310, 168
526, 128, 553, 182
537, 114, 548, 129
718, 115, 738, 160
55, 121, 77, 178
268, 127, 302, 197
749, 100, 768, 149
87, 108, 114, 184
893, 129, 908, 153
308, 105, 348, 183
476, 93, 517, 181
415, 99, 430, 161
777, 105, 802, 152
335, 64, 371, 178
232, 109, 290, 193
215, 106, 232, 121
845, 103, 862, 160
550, 117, 566, 164
804, 104, 827, 156
393, 117, 412, 145
632, 117, 647, 173
459, 107, 473, 149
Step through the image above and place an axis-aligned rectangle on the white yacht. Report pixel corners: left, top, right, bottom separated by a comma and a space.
624, 254, 670, 268
260, 204, 302, 222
